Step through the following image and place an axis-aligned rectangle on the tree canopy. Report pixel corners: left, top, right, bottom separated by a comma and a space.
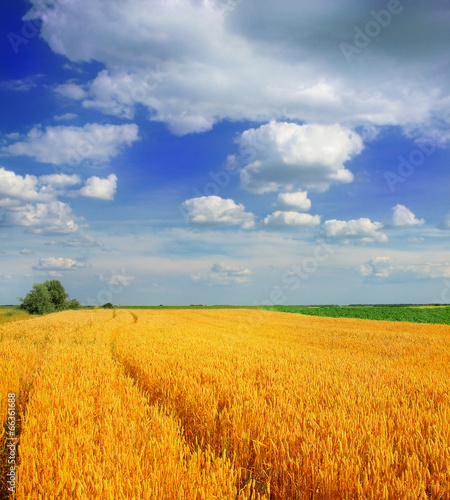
19, 280, 80, 315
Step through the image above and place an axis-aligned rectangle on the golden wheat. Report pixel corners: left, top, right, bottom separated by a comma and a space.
0, 308, 449, 498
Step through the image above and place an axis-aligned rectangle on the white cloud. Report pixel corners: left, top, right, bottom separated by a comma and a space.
0, 167, 51, 202
39, 174, 81, 188
323, 218, 387, 244
22, 0, 449, 138
234, 122, 363, 193
79, 174, 117, 201
263, 211, 321, 228
108, 274, 135, 286
1, 200, 79, 234
20, 248, 34, 255
392, 204, 424, 227
359, 257, 450, 282
35, 257, 86, 271
192, 262, 251, 285
272, 191, 311, 211
359, 257, 392, 278
54, 112, 78, 121
3, 123, 139, 165
55, 83, 87, 100
182, 196, 255, 229
2, 78, 38, 92
0, 167, 81, 234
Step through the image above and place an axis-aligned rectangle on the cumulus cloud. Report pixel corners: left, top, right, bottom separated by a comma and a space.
0, 167, 120, 234
359, 257, 392, 278
34, 257, 86, 271
79, 174, 118, 200
97, 270, 135, 287
391, 204, 425, 227
234, 122, 363, 193
108, 274, 135, 286
2, 123, 139, 165
21, 0, 449, 138
0, 167, 81, 234
182, 196, 255, 229
192, 262, 251, 285
1, 200, 79, 234
0, 167, 52, 203
39, 174, 81, 188
359, 257, 450, 282
272, 191, 311, 211
323, 218, 387, 244
55, 83, 87, 100
263, 211, 321, 228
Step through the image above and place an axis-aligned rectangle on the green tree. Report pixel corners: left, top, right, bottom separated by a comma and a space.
19, 280, 80, 315
66, 298, 81, 310
45, 279, 69, 311
19, 283, 56, 315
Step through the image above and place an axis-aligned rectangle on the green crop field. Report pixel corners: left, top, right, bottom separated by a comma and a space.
261, 304, 450, 325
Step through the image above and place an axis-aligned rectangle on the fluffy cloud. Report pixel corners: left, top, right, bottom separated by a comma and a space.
0, 167, 82, 234
34, 257, 86, 271
0, 167, 51, 203
22, 0, 449, 137
360, 257, 450, 282
79, 174, 118, 200
359, 257, 392, 278
263, 211, 321, 228
1, 200, 79, 234
192, 262, 251, 285
0, 167, 120, 234
39, 174, 81, 188
391, 204, 425, 227
323, 218, 387, 244
272, 191, 311, 211
234, 122, 363, 193
108, 274, 135, 287
182, 196, 255, 229
3, 123, 139, 165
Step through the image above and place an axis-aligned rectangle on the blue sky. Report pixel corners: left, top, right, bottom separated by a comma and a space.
1, 0, 450, 306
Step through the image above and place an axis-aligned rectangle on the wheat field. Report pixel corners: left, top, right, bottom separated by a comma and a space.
1, 308, 449, 499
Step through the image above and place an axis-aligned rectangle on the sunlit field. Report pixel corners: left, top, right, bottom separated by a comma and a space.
1, 309, 450, 499
0, 307, 31, 326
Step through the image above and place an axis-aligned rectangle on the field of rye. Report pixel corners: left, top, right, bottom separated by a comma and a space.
1, 308, 450, 499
